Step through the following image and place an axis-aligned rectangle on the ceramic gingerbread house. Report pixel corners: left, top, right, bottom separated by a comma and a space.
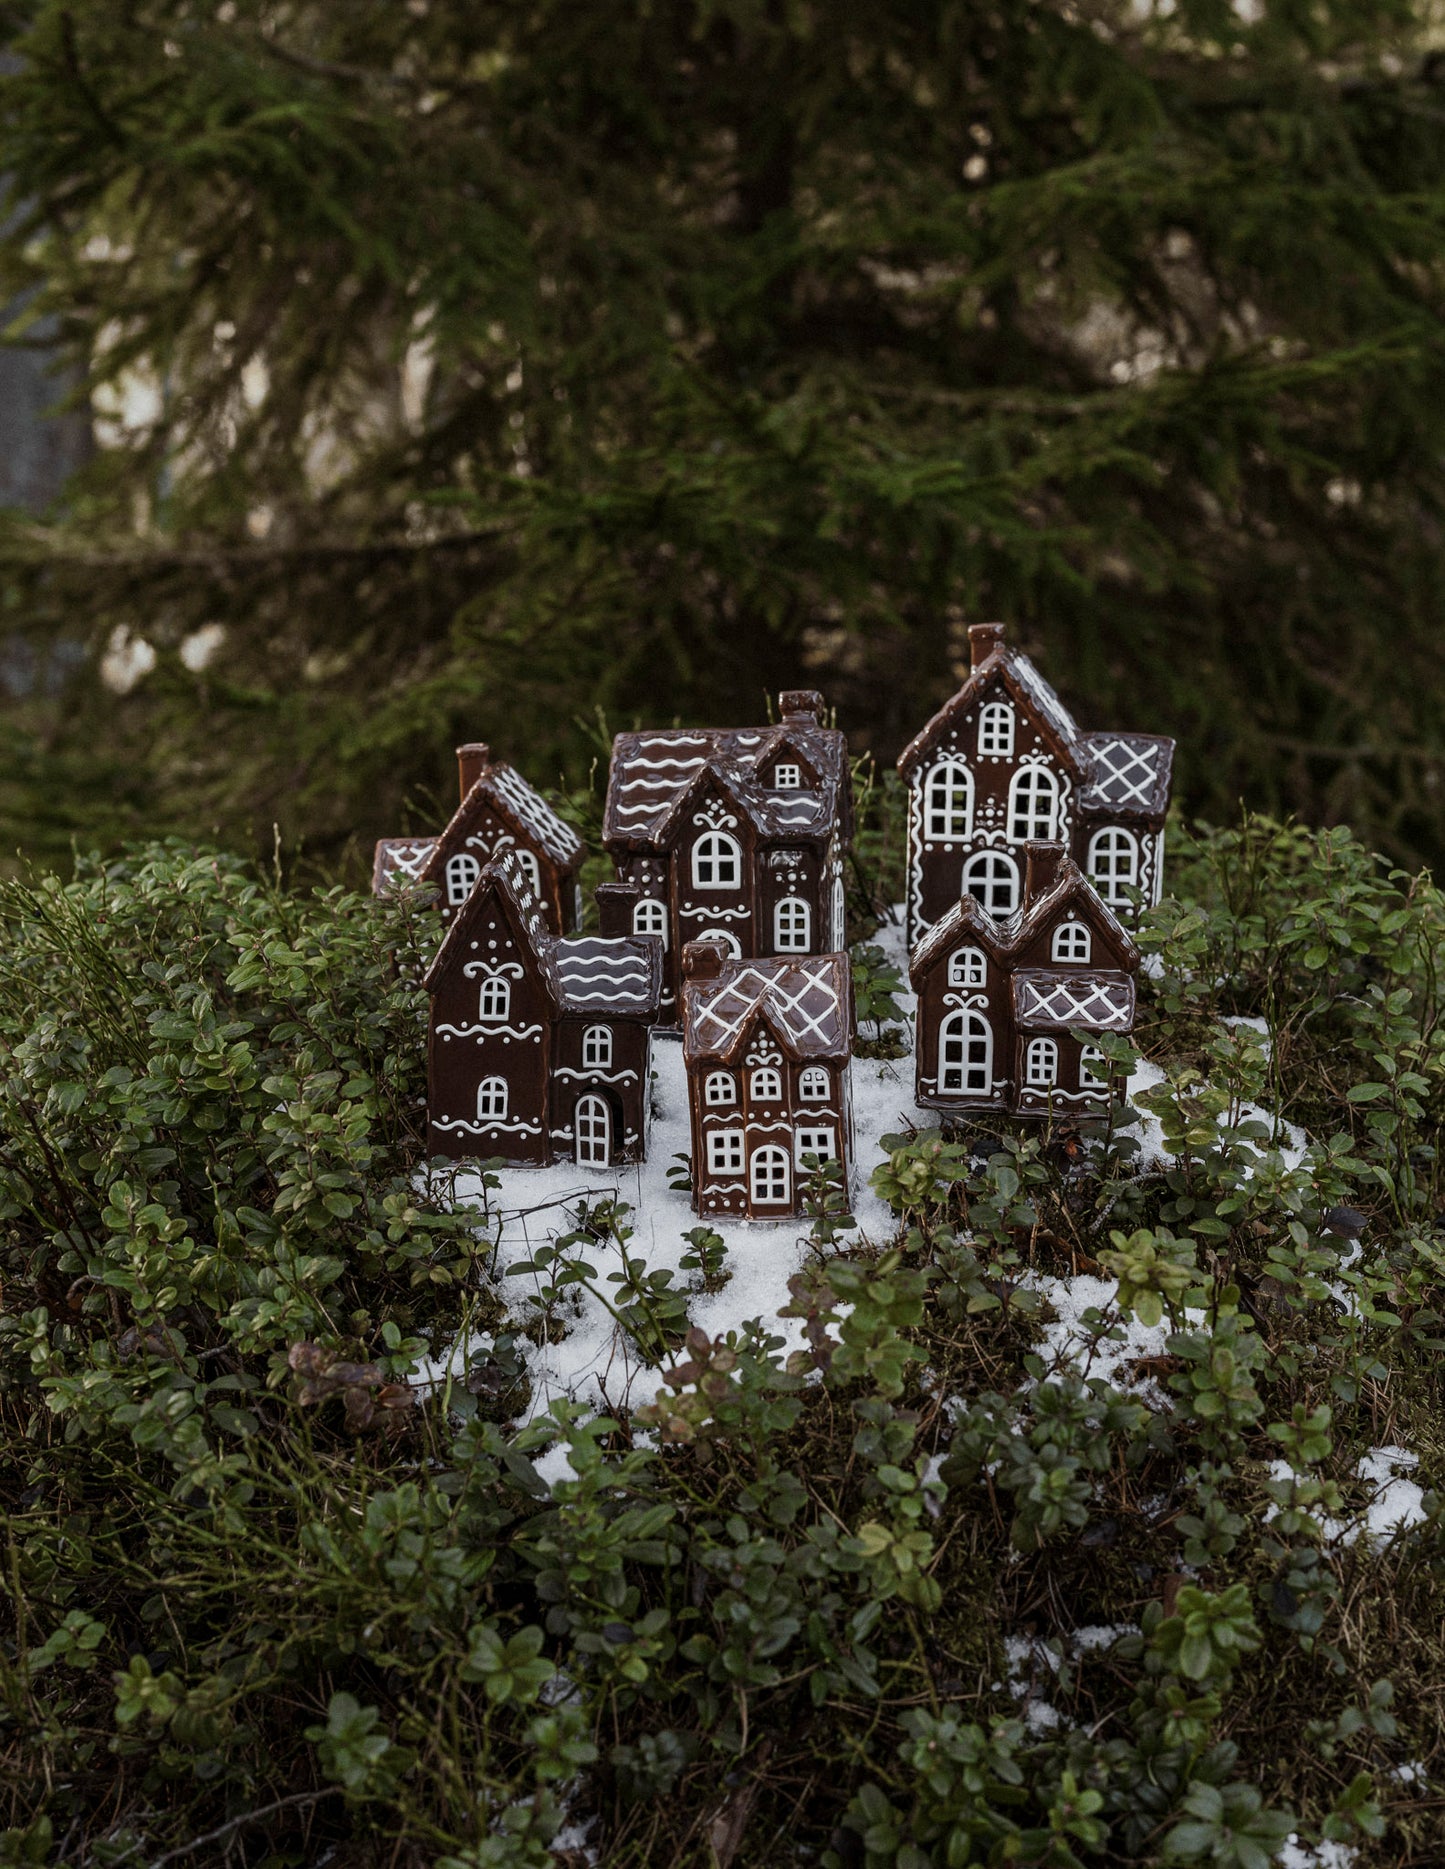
910, 841, 1139, 1119
897, 623, 1174, 949
680, 940, 854, 1221
602, 692, 852, 1025
374, 742, 585, 936
423, 853, 663, 1165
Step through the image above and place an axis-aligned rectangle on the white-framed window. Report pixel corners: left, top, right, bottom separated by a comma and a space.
445, 852, 481, 907
476, 1076, 508, 1120
704, 1071, 736, 1106
795, 1126, 837, 1167
750, 1067, 782, 1102
925, 758, 973, 840
750, 1145, 791, 1206
633, 897, 668, 947
575, 1094, 610, 1166
831, 875, 846, 948
964, 851, 1019, 918
947, 946, 987, 989
696, 928, 741, 957
692, 831, 742, 889
478, 976, 511, 1023
1052, 921, 1092, 963
514, 849, 541, 894
582, 1024, 612, 1069
773, 763, 802, 790
799, 1065, 830, 1101
1080, 1044, 1110, 1087
1088, 827, 1140, 905
939, 1011, 992, 1093
978, 700, 1015, 757
1007, 766, 1059, 843
1025, 1037, 1059, 1087
774, 896, 811, 952
706, 1129, 744, 1175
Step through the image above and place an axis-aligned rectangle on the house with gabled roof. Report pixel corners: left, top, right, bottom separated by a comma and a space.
910, 841, 1139, 1119
680, 941, 853, 1221
897, 623, 1174, 949
374, 742, 585, 936
423, 853, 662, 1166
603, 690, 853, 1024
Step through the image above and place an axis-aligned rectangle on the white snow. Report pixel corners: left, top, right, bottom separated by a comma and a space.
1264, 1447, 1427, 1548
1277, 1841, 1357, 1869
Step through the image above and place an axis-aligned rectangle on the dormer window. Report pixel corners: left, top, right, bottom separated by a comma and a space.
979, 701, 1015, 757
948, 947, 987, 988
633, 897, 668, 947
445, 853, 481, 907
1052, 921, 1092, 963
773, 763, 802, 791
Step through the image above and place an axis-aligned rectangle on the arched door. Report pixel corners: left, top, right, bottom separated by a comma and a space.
575, 1094, 611, 1167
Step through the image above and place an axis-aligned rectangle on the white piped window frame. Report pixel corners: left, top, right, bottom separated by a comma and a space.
476, 1076, 508, 1120
633, 897, 668, 947
514, 849, 542, 895
575, 1094, 610, 1166
799, 1065, 831, 1101
1087, 827, 1140, 905
750, 1145, 791, 1206
1025, 1037, 1059, 1087
693, 831, 743, 889
445, 852, 481, 907
478, 976, 511, 1023
963, 851, 1019, 918
704, 1071, 736, 1106
749, 1067, 782, 1102
582, 1024, 612, 1069
1007, 765, 1059, 843
795, 1126, 837, 1167
706, 1129, 744, 1175
978, 701, 1015, 756
1051, 921, 1092, 963
947, 946, 987, 988
774, 896, 811, 952
924, 758, 973, 840
939, 1010, 992, 1093
773, 763, 802, 791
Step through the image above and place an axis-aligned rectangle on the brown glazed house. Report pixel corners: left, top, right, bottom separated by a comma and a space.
910, 842, 1139, 1119
680, 941, 853, 1221
602, 692, 852, 1025
423, 855, 663, 1166
897, 623, 1174, 950
373, 742, 585, 936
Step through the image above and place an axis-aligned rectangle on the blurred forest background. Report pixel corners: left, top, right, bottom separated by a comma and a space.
0, 0, 1443, 880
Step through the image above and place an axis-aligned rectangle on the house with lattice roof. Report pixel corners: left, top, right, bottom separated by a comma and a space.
603, 691, 853, 1024
423, 854, 662, 1166
910, 841, 1139, 1119
680, 941, 853, 1220
897, 623, 1174, 949
374, 742, 585, 936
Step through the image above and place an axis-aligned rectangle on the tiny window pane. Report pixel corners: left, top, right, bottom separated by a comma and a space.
445, 853, 481, 907
750, 1067, 782, 1101
775, 896, 811, 952
964, 853, 1019, 918
1025, 1037, 1059, 1087
478, 976, 511, 1023
799, 1066, 830, 1101
582, 1024, 612, 1069
750, 1146, 791, 1205
705, 1071, 736, 1106
706, 1129, 744, 1174
773, 763, 802, 790
925, 760, 973, 840
947, 946, 987, 988
1052, 921, 1092, 963
476, 1076, 508, 1119
978, 701, 1015, 757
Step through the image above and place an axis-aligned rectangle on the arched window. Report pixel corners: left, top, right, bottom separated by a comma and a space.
947, 946, 987, 989
705, 1071, 736, 1106
1052, 921, 1092, 963
513, 849, 541, 895
476, 1076, 508, 1120
750, 1067, 782, 1102
582, 1025, 612, 1069
1007, 766, 1059, 843
773, 763, 802, 791
939, 1011, 992, 1094
445, 852, 481, 907
1025, 1037, 1059, 1087
963, 852, 1019, 918
925, 759, 973, 840
696, 929, 741, 956
693, 831, 742, 889
633, 897, 668, 947
978, 701, 1015, 757
575, 1094, 610, 1166
1087, 827, 1140, 905
799, 1066, 830, 1101
478, 976, 511, 1023
775, 896, 811, 952
1080, 1045, 1109, 1087
750, 1146, 791, 1207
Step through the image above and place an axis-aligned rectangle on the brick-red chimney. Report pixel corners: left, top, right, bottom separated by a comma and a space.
1024, 841, 1067, 903
682, 938, 726, 981
779, 689, 824, 724
456, 742, 491, 800
595, 881, 640, 939
969, 623, 1006, 671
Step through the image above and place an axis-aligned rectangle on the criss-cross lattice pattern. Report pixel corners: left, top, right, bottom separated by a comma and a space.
373, 837, 437, 892
1081, 734, 1172, 814
1012, 970, 1135, 1032
686, 955, 848, 1061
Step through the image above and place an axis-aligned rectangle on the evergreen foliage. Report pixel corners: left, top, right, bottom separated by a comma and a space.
1, 2, 1445, 866
2, 815, 1445, 1862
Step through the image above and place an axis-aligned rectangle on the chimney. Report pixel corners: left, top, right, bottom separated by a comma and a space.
779, 689, 824, 725
969, 623, 1006, 671
456, 742, 491, 800
595, 881, 640, 939
682, 938, 726, 981
1024, 841, 1067, 903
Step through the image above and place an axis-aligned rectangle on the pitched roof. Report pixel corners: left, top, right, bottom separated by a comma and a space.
373, 836, 438, 894
908, 850, 1139, 987
1078, 732, 1175, 821
423, 755, 583, 885
897, 640, 1085, 780
1011, 969, 1137, 1033
423, 848, 552, 994
604, 715, 849, 852
682, 952, 851, 1066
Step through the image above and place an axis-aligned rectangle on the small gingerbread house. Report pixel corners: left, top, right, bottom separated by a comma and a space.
910, 842, 1139, 1119
603, 692, 853, 1024
680, 941, 854, 1221
374, 742, 585, 936
897, 624, 1174, 949
423, 855, 662, 1166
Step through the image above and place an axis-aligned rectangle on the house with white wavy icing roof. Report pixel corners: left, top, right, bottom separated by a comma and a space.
602, 690, 853, 1024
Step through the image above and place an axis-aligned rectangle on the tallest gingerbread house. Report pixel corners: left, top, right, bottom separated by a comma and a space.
897, 624, 1174, 949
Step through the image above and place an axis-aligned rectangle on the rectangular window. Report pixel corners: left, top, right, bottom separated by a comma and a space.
706, 1130, 744, 1174
774, 763, 802, 790
795, 1127, 837, 1167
